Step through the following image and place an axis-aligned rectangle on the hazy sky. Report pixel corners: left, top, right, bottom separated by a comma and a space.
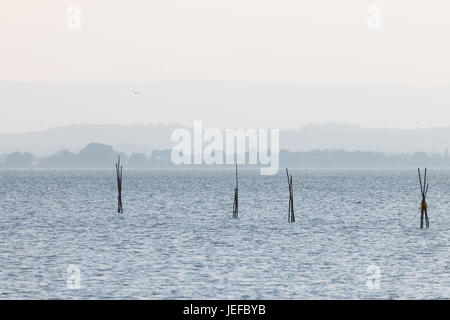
1, 1, 450, 132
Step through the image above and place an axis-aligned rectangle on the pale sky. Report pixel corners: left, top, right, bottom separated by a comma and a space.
1, 1, 450, 132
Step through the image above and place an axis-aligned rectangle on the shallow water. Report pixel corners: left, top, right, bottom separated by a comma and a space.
0, 168, 448, 299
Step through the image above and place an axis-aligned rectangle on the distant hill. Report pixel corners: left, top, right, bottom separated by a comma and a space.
0, 123, 180, 156
1, 123, 450, 156
1, 80, 450, 155
281, 123, 450, 154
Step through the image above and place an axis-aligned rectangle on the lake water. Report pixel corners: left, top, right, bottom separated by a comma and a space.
0, 169, 448, 299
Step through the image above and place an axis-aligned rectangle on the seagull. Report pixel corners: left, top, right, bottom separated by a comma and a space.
133, 90, 140, 95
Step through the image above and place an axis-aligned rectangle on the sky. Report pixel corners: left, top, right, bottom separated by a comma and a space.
1, 1, 450, 133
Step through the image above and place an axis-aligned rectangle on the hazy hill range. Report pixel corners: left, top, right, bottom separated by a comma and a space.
2, 81, 450, 155
1, 123, 450, 156
281, 124, 450, 155
0, 123, 179, 156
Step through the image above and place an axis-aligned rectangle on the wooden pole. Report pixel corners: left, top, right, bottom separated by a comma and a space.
232, 164, 238, 219
418, 168, 429, 229
286, 168, 295, 223
116, 156, 123, 213
290, 174, 295, 223
424, 171, 430, 228
286, 168, 290, 222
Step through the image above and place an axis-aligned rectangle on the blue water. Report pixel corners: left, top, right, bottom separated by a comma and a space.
0, 169, 448, 299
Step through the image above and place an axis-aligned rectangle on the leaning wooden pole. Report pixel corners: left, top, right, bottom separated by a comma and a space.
116, 156, 123, 213
232, 164, 238, 218
290, 174, 295, 222
286, 168, 295, 222
418, 168, 429, 229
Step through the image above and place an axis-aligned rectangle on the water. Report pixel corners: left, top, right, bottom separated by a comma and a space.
0, 168, 448, 299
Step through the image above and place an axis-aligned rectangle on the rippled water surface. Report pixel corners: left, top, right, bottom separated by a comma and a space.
0, 169, 449, 299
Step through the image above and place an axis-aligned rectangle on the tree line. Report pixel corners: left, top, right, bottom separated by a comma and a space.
1, 143, 450, 168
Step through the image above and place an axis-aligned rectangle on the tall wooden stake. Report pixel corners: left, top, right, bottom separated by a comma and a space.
286, 168, 295, 222
116, 156, 123, 213
418, 168, 429, 229
232, 164, 238, 219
